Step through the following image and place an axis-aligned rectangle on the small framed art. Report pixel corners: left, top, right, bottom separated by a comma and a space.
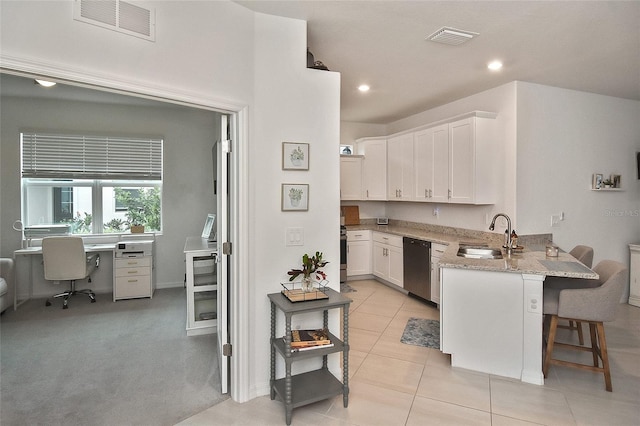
592, 173, 603, 189
282, 142, 309, 170
282, 184, 309, 211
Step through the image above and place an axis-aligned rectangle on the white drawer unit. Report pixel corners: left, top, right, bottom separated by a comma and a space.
113, 240, 154, 301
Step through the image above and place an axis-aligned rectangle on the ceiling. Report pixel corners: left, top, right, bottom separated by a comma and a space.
3, 2, 638, 125
237, 0, 640, 124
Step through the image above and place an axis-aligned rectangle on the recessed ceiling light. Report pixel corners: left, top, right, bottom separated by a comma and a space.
358, 84, 370, 92
35, 79, 57, 87
487, 60, 503, 71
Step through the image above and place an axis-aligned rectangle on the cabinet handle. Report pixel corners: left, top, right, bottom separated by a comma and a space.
128, 270, 139, 274
367, 189, 369, 198
448, 189, 451, 199
127, 279, 138, 283
429, 189, 432, 198
399, 189, 402, 198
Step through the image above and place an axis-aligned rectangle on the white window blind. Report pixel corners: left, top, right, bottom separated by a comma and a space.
21, 132, 162, 180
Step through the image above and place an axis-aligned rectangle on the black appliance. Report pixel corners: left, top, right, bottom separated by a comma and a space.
402, 237, 431, 300
340, 226, 347, 283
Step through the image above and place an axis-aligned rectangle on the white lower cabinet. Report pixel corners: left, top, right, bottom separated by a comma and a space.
347, 230, 371, 276
372, 232, 403, 287
430, 243, 447, 306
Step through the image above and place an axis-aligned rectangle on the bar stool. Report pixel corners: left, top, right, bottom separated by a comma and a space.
543, 260, 627, 391
544, 245, 594, 344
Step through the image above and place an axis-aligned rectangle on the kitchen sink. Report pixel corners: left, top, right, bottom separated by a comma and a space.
457, 246, 503, 259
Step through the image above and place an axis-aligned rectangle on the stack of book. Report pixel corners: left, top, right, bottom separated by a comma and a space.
288, 328, 334, 352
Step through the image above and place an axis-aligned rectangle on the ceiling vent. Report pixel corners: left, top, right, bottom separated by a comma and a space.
427, 27, 478, 45
74, 0, 155, 42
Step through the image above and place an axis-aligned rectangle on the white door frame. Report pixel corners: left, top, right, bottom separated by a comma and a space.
0, 56, 251, 403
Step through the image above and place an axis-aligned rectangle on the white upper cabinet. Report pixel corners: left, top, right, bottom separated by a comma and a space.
414, 114, 497, 205
348, 111, 497, 205
340, 156, 363, 200
387, 133, 415, 201
357, 138, 387, 200
448, 116, 496, 204
414, 124, 449, 202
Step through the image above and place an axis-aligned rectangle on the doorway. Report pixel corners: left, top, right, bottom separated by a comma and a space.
0, 69, 246, 401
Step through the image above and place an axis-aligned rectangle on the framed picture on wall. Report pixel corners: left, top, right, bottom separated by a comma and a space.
611, 174, 621, 188
282, 184, 309, 211
592, 173, 603, 189
282, 142, 309, 170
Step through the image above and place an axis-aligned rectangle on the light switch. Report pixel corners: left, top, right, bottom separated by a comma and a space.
286, 227, 304, 246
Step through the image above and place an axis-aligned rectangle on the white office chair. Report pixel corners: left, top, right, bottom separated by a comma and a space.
42, 236, 100, 309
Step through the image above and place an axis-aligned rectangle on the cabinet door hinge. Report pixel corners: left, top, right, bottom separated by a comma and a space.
223, 241, 232, 255
222, 139, 232, 153
223, 343, 232, 357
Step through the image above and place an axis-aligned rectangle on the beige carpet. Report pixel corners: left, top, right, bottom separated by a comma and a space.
0, 287, 228, 426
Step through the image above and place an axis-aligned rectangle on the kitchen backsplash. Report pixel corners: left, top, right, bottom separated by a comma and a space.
360, 218, 552, 246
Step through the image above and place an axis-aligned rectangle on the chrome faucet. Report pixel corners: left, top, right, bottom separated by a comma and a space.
489, 213, 512, 251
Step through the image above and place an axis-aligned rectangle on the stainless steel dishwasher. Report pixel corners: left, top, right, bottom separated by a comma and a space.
403, 237, 431, 300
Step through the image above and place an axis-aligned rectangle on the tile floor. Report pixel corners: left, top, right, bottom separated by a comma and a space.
179, 279, 640, 425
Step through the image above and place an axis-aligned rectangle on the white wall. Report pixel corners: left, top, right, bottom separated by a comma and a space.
516, 82, 640, 290
341, 121, 387, 146
250, 12, 341, 397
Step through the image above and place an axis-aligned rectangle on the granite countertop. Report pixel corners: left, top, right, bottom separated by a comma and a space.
346, 224, 599, 280
438, 242, 599, 279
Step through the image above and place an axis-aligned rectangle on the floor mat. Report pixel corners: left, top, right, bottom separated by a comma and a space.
400, 317, 440, 349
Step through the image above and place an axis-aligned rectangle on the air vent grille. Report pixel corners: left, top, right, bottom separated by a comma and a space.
74, 0, 155, 41
427, 27, 478, 45
119, 1, 151, 37
80, 0, 116, 26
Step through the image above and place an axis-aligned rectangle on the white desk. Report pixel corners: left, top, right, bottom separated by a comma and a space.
13, 243, 116, 310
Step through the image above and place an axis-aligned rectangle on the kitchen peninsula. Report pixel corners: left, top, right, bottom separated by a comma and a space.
344, 220, 598, 385
439, 242, 598, 385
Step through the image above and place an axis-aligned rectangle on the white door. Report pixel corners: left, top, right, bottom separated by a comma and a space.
216, 114, 231, 394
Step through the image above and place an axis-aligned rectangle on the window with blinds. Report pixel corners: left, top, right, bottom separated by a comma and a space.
20, 132, 163, 235
21, 132, 162, 180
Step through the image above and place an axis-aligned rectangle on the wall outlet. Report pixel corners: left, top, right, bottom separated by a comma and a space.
527, 294, 541, 313
550, 212, 564, 227
285, 227, 304, 246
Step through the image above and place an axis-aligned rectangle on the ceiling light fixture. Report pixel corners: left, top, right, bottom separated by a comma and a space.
35, 79, 57, 87
487, 60, 503, 71
427, 27, 479, 45
358, 84, 370, 92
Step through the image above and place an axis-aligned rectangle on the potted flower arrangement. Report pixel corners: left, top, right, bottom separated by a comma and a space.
288, 187, 303, 207
287, 251, 329, 292
290, 146, 305, 166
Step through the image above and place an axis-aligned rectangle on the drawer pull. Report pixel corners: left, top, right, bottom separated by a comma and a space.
127, 279, 138, 283
128, 270, 139, 274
